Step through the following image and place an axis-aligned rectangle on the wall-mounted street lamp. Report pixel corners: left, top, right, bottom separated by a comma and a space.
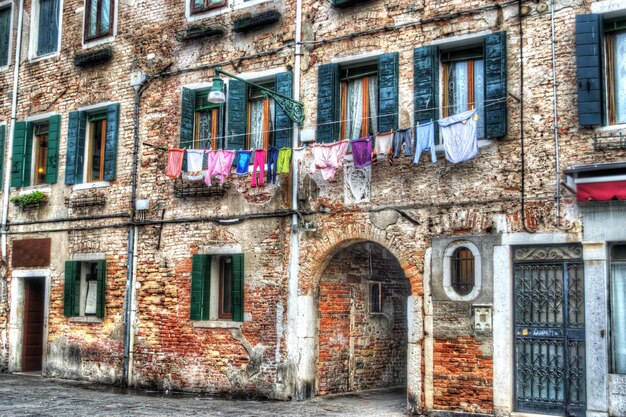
208, 67, 305, 125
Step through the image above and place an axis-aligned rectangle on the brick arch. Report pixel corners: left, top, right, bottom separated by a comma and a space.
298, 224, 423, 297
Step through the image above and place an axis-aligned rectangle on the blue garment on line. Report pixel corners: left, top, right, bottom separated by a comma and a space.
236, 150, 252, 176
267, 147, 279, 184
413, 122, 437, 165
393, 128, 413, 157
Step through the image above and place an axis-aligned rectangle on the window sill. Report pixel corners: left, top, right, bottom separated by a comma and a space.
0, 65, 9, 73
186, 6, 229, 22
192, 320, 242, 329
592, 124, 626, 133
17, 185, 51, 195
82, 35, 116, 50
72, 181, 110, 191
28, 51, 60, 64
232, 0, 272, 11
69, 316, 103, 324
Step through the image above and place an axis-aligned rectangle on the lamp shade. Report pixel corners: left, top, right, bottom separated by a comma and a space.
208, 76, 225, 104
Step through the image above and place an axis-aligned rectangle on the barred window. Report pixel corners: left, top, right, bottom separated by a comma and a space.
451, 247, 475, 296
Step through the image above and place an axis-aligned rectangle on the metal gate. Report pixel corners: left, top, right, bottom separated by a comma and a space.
513, 245, 586, 417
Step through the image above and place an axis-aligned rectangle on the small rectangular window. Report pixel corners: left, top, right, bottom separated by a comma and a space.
0, 5, 11, 67
247, 82, 275, 150
35, 0, 60, 57
33, 123, 49, 185
194, 91, 220, 150
190, 0, 227, 15
87, 113, 107, 183
605, 21, 626, 125
85, 0, 114, 42
219, 257, 233, 319
339, 63, 378, 140
610, 244, 626, 374
370, 282, 382, 314
63, 259, 106, 318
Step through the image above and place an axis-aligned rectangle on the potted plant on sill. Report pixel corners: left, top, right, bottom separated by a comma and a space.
10, 191, 49, 210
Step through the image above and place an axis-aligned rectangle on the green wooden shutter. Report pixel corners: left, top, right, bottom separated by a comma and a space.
274, 71, 293, 148
0, 6, 10, 67
46, 114, 60, 184
22, 122, 34, 187
316, 63, 340, 143
576, 14, 604, 126
484, 32, 508, 138
0, 124, 5, 191
65, 111, 87, 185
231, 253, 244, 322
103, 104, 119, 181
180, 88, 195, 170
37, 0, 59, 56
96, 259, 106, 318
11, 121, 27, 187
190, 254, 210, 320
414, 45, 439, 141
201, 256, 212, 320
64, 261, 81, 317
378, 52, 399, 133
226, 80, 248, 150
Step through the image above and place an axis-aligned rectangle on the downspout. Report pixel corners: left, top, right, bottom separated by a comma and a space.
550, 0, 561, 225
518, 0, 533, 233
2, 0, 25, 261
286, 0, 303, 398
122, 82, 143, 386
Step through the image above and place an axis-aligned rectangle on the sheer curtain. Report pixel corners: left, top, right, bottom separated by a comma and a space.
611, 262, 626, 373
249, 99, 264, 150
346, 79, 363, 140
615, 32, 626, 124
473, 60, 485, 139
368, 77, 378, 135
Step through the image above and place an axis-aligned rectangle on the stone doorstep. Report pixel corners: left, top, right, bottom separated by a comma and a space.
510, 413, 564, 417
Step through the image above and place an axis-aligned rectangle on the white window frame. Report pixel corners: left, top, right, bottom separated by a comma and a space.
73, 102, 114, 190
0, 0, 14, 72
28, 0, 63, 62
81, 0, 118, 50
185, 0, 272, 23
442, 240, 482, 301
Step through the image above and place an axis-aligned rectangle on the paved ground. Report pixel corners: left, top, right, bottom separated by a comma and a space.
0, 373, 409, 416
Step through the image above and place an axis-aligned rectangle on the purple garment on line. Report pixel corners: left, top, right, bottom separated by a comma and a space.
351, 137, 372, 169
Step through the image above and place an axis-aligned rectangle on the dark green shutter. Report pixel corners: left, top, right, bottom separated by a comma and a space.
484, 32, 508, 138
22, 122, 33, 187
103, 104, 119, 181
414, 46, 439, 140
316, 63, 340, 143
64, 261, 81, 317
46, 115, 60, 184
190, 254, 210, 320
37, 0, 59, 56
11, 121, 27, 187
0, 124, 5, 191
377, 52, 399, 133
96, 260, 106, 318
65, 111, 87, 185
576, 14, 604, 126
273, 71, 293, 148
180, 88, 195, 166
231, 253, 244, 322
226, 80, 248, 150
0, 6, 10, 67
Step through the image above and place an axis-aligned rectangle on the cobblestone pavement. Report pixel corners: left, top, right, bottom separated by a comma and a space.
0, 374, 408, 416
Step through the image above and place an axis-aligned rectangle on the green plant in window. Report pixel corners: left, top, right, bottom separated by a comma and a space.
10, 191, 48, 209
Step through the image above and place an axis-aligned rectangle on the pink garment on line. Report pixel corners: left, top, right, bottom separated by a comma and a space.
166, 148, 185, 178
251, 149, 266, 187
310, 139, 349, 181
204, 150, 236, 186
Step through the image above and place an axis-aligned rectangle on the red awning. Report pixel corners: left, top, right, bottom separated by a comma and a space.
576, 180, 626, 202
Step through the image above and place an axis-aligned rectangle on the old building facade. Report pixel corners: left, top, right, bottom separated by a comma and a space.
0, 0, 625, 416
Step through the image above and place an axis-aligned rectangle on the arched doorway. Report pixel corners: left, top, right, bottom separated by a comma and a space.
316, 241, 410, 395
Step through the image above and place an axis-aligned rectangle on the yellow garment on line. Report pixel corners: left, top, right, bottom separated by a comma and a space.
277, 148, 292, 174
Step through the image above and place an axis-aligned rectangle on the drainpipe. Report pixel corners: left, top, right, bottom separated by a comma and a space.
286, 0, 303, 398
1, 0, 25, 262
122, 82, 143, 386
550, 0, 561, 225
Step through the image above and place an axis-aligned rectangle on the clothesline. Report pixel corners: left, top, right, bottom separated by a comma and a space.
179, 97, 508, 143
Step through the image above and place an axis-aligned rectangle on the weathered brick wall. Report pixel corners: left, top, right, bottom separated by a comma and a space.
317, 242, 409, 395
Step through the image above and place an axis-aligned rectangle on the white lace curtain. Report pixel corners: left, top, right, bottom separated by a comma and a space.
345, 76, 378, 139
249, 99, 274, 149
615, 32, 626, 124
611, 262, 626, 373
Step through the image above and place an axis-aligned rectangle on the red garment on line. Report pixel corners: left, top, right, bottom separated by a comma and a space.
576, 181, 626, 202
167, 148, 185, 178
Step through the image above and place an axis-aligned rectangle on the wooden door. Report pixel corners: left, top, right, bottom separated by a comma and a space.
22, 278, 45, 372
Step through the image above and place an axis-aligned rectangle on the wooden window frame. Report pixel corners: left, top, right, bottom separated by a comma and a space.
369, 282, 383, 314
190, 0, 227, 15
339, 63, 377, 140
218, 256, 233, 320
451, 247, 475, 296
87, 115, 107, 183
0, 5, 12, 67
246, 82, 274, 150
33, 123, 49, 186
605, 22, 626, 126
84, 0, 115, 42
193, 108, 219, 150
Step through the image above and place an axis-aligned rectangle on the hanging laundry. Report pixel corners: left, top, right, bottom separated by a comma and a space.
277, 147, 292, 174
292, 147, 305, 167
392, 127, 413, 158
251, 149, 266, 188
236, 150, 252, 176
438, 109, 478, 164
267, 147, 279, 184
374, 131, 394, 157
183, 149, 204, 181
166, 148, 185, 178
413, 122, 437, 165
310, 139, 349, 181
205, 150, 235, 186
371, 150, 378, 167
351, 137, 372, 170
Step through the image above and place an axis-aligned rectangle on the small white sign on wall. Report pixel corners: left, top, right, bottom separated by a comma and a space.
473, 305, 493, 333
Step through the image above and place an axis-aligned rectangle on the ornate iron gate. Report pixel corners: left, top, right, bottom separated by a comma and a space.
513, 245, 586, 417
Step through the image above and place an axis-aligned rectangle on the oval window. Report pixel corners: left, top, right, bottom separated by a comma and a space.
451, 247, 475, 296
